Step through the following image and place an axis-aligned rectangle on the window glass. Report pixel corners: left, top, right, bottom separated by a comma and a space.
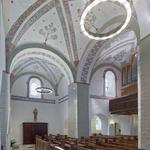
96, 117, 102, 131
29, 78, 41, 98
105, 71, 116, 97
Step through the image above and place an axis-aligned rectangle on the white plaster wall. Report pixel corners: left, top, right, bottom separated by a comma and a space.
89, 66, 120, 135
138, 36, 150, 149
90, 66, 121, 97
57, 77, 68, 98
91, 99, 110, 116
55, 77, 69, 135
11, 74, 55, 99
58, 101, 69, 135
89, 66, 136, 136
109, 115, 132, 135
2, 0, 37, 33
10, 74, 69, 144
90, 99, 109, 135
10, 100, 61, 145
131, 115, 138, 136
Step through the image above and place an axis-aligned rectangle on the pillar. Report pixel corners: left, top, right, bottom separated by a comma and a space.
0, 71, 10, 150
68, 82, 89, 138
0, 1, 7, 148
130, 115, 138, 136
138, 35, 150, 149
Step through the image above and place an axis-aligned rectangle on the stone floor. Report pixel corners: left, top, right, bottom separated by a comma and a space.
13, 145, 35, 150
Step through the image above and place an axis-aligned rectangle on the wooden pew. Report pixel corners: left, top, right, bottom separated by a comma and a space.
35, 134, 140, 150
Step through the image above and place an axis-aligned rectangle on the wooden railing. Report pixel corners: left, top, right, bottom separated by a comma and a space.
109, 93, 137, 115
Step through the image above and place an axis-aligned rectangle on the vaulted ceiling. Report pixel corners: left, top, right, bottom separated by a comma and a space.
2, 0, 147, 90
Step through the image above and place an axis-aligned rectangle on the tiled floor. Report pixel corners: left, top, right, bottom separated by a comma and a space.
13, 145, 35, 150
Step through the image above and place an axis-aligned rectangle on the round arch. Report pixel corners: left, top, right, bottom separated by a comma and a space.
77, 8, 140, 84
7, 43, 76, 84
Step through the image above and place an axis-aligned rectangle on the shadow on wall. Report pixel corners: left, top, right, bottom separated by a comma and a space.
91, 114, 109, 135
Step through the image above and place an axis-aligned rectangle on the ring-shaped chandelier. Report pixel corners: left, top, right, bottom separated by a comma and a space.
36, 87, 53, 94
80, 0, 132, 40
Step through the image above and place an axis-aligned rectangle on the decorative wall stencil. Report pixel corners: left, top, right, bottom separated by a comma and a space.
12, 57, 64, 88
101, 48, 132, 65
9, 48, 74, 84
39, 23, 58, 45
84, 12, 96, 32
55, 0, 74, 62
96, 35, 136, 66
80, 0, 131, 40
77, 8, 96, 31
13, 0, 55, 47
5, 0, 139, 86
6, 0, 74, 64
62, 0, 79, 62
6, 0, 47, 52
113, 50, 128, 63
78, 30, 137, 83
80, 41, 104, 83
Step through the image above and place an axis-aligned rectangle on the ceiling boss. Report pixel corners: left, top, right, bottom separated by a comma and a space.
80, 0, 132, 40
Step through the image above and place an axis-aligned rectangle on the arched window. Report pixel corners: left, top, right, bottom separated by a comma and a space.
91, 116, 102, 134
104, 70, 116, 97
29, 77, 42, 98
96, 117, 102, 131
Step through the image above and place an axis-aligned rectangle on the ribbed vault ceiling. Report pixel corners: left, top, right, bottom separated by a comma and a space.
3, 0, 140, 87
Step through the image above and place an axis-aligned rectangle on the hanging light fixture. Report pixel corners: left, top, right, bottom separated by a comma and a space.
36, 87, 53, 94
80, 0, 132, 40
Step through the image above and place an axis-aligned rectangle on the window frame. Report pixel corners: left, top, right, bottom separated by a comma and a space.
103, 69, 117, 97
95, 116, 102, 131
27, 76, 43, 99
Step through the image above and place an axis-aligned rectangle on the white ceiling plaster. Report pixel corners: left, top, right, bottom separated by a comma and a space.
133, 0, 150, 39
16, 8, 70, 60
10, 48, 74, 84
2, 0, 37, 32
95, 30, 137, 67
12, 58, 63, 85
4, 0, 149, 84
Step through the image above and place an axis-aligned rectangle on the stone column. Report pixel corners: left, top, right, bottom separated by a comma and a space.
130, 115, 138, 136
0, 71, 10, 150
138, 35, 150, 149
68, 82, 89, 138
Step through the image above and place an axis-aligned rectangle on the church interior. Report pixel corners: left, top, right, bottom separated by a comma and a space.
0, 0, 150, 150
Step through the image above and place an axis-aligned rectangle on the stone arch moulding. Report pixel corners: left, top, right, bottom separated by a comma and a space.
77, 10, 140, 84
7, 43, 76, 84
11, 72, 56, 92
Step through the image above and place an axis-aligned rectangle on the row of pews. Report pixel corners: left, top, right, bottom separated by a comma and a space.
35, 134, 141, 150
